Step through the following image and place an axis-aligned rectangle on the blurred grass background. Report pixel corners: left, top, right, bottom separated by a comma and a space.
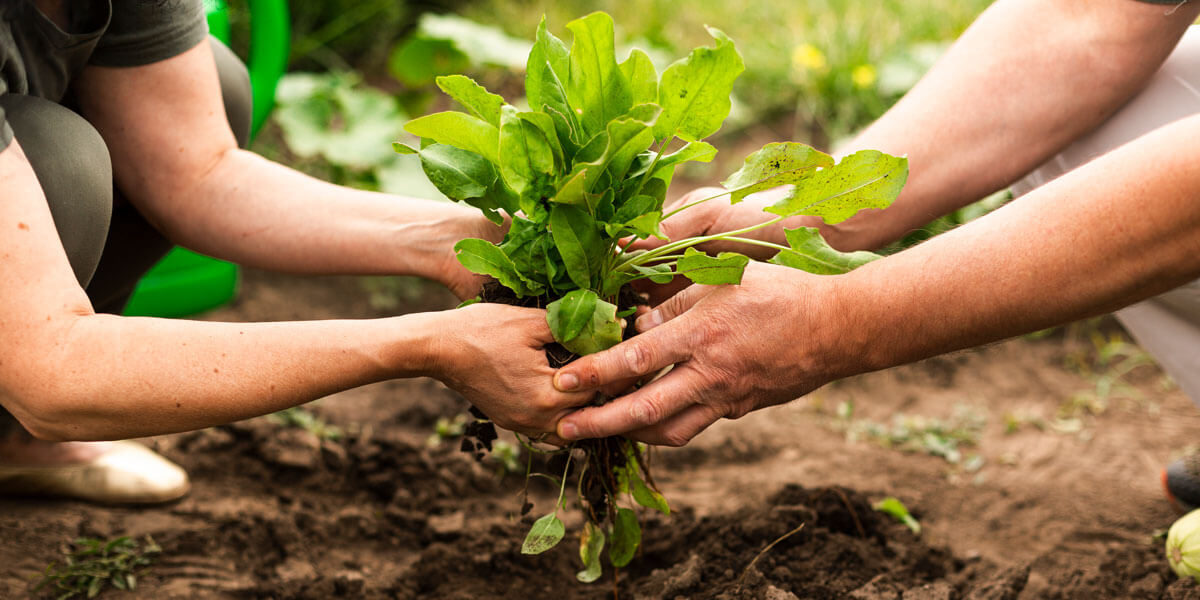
232, 0, 995, 241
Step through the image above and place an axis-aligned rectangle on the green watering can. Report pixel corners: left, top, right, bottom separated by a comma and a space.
122, 0, 289, 318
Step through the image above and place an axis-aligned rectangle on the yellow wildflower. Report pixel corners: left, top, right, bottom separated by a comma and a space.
791, 43, 827, 73
851, 64, 877, 89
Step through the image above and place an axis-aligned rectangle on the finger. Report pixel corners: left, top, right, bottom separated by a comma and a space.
553, 318, 693, 393
625, 403, 724, 447
556, 362, 703, 440
635, 283, 714, 332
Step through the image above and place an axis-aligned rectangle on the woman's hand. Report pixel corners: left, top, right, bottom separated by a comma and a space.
422, 303, 593, 437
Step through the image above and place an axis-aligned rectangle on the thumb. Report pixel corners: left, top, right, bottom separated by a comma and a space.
634, 283, 714, 332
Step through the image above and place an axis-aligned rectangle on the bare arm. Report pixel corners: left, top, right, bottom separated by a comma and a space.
0, 142, 584, 442
550, 114, 1200, 444
73, 41, 497, 298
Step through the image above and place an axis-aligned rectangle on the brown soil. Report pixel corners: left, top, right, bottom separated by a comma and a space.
3, 269, 1200, 599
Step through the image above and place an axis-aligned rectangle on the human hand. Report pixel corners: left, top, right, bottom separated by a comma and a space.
551, 262, 847, 446
425, 303, 592, 438
437, 213, 510, 300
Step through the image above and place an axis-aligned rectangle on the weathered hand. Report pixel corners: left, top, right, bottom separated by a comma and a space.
427, 303, 592, 437
551, 262, 845, 446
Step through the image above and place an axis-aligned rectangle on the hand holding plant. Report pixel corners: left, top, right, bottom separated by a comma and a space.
394, 9, 907, 582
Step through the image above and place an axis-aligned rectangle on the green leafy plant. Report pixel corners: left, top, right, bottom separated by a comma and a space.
34, 536, 161, 600
268, 406, 342, 440
395, 11, 907, 581
874, 496, 921, 535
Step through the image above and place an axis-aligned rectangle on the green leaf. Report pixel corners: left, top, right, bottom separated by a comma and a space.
874, 496, 921, 535
559, 297, 623, 356
722, 142, 835, 203
576, 521, 606, 583
388, 36, 470, 87
676, 248, 750, 285
608, 508, 641, 568
454, 238, 542, 296
499, 109, 555, 198
597, 117, 656, 186
522, 512, 566, 554
631, 474, 670, 515
392, 142, 418, 155
765, 150, 908, 224
435, 75, 505, 127
632, 262, 674, 284
653, 27, 745, 142
518, 111, 565, 173
613, 211, 665, 240
404, 111, 500, 165
547, 289, 600, 343
620, 49, 659, 106
641, 141, 718, 180
566, 12, 633, 138
416, 13, 532, 70
415, 144, 496, 201
526, 17, 572, 116
770, 227, 882, 274
550, 204, 605, 290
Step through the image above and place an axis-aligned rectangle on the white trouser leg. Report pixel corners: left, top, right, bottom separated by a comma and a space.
1011, 26, 1200, 403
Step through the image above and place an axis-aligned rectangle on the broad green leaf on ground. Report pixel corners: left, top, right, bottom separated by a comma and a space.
722, 142, 835, 203
435, 75, 505, 127
388, 37, 470, 87
522, 512, 566, 554
499, 110, 555, 198
653, 27, 744, 142
566, 12, 633, 138
676, 248, 750, 285
455, 238, 542, 296
274, 73, 405, 168
620, 49, 658, 106
576, 521, 606, 583
550, 204, 605, 289
557, 297, 622, 355
769, 227, 882, 274
417, 13, 531, 70
405, 111, 500, 164
765, 150, 907, 223
608, 508, 641, 568
547, 289, 600, 343
874, 497, 921, 535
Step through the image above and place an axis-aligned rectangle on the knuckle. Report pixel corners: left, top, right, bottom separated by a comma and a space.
628, 394, 664, 428
623, 342, 656, 375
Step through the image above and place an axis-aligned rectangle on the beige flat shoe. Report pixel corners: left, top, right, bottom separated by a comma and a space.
0, 441, 190, 504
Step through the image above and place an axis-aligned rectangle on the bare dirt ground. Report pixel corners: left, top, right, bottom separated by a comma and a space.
3, 269, 1200, 599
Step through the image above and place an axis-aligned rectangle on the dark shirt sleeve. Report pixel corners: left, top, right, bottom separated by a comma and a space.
0, 81, 11, 152
89, 0, 208, 67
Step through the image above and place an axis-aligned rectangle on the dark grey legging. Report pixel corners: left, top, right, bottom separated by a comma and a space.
0, 38, 251, 437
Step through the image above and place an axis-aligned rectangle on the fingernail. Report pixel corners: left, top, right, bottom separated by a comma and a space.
555, 372, 579, 391
559, 421, 578, 439
636, 310, 663, 332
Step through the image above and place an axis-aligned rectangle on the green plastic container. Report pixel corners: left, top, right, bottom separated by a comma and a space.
123, 0, 289, 318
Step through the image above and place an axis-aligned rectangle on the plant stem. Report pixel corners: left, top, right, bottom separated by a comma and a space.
631, 139, 670, 199
614, 215, 787, 272
555, 448, 575, 513
661, 189, 735, 220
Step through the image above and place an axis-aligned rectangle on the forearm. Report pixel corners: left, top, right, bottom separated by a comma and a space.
815, 0, 1199, 251
5, 312, 438, 441
830, 114, 1200, 378
149, 149, 498, 278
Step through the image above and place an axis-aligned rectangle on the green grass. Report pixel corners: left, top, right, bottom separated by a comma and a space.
35, 536, 161, 600
460, 0, 994, 143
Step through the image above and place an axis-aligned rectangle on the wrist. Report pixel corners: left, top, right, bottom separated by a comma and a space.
382, 312, 447, 379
